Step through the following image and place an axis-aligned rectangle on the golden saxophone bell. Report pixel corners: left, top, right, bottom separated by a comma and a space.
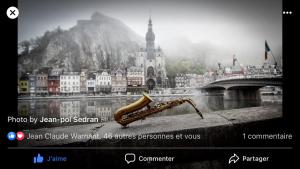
114, 93, 203, 127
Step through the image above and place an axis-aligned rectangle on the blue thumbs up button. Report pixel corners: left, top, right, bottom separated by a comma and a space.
33, 154, 44, 164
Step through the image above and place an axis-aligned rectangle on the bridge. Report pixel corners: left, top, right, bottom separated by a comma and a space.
200, 75, 283, 100
202, 75, 282, 90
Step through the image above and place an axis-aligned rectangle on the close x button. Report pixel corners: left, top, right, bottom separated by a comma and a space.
7, 6, 19, 19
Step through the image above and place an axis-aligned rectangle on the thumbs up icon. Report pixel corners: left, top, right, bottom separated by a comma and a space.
33, 154, 44, 164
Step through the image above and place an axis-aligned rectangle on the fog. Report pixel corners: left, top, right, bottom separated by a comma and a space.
18, 0, 282, 66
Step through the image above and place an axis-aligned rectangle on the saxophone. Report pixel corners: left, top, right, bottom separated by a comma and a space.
114, 93, 203, 127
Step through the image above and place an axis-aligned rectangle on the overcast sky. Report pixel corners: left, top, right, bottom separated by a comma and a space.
18, 0, 282, 66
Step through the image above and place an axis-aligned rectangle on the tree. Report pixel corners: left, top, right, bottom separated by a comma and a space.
19, 40, 31, 56
126, 55, 136, 67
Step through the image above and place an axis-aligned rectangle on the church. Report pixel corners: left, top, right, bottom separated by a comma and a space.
135, 17, 168, 90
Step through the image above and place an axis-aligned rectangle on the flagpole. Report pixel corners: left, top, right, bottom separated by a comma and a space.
270, 49, 277, 65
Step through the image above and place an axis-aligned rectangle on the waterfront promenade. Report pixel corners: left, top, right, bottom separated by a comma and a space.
17, 93, 194, 100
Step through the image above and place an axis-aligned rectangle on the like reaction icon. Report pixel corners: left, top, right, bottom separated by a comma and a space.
7, 132, 16, 141
33, 154, 44, 164
16, 132, 25, 141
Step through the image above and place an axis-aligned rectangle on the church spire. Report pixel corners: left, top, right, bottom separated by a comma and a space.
145, 14, 155, 59
148, 12, 152, 30
147, 9, 153, 32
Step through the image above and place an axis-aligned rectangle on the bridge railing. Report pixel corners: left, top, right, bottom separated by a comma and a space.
212, 74, 282, 83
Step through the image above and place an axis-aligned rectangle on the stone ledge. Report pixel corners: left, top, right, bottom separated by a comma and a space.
19, 105, 282, 147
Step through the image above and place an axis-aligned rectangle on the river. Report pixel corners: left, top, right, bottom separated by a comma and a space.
17, 93, 282, 130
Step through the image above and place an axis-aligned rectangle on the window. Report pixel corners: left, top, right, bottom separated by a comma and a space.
147, 67, 155, 77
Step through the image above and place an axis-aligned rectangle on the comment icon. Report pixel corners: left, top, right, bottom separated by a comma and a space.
125, 153, 136, 164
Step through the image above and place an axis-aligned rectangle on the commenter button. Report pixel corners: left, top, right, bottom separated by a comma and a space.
139, 156, 175, 162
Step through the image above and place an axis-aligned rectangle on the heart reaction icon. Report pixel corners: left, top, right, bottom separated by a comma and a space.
16, 131, 25, 141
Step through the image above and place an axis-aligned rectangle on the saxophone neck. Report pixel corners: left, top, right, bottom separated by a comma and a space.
183, 98, 203, 119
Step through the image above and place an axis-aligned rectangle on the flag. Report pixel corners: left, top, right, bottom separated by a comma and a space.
265, 40, 270, 60
233, 55, 237, 66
